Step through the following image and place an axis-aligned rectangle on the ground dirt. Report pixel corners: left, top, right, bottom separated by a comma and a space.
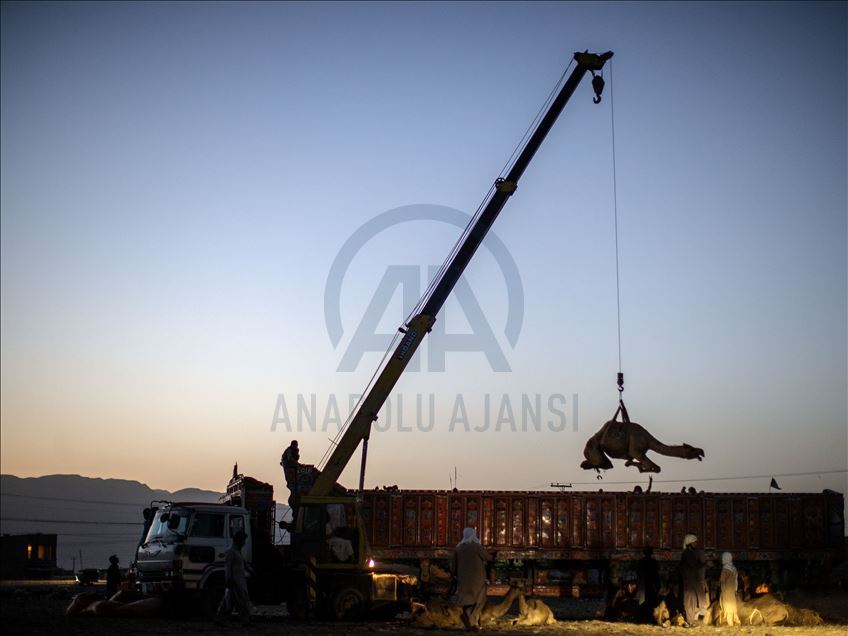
1, 585, 846, 636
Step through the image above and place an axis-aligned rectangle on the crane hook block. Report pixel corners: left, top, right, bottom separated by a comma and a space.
617, 372, 624, 392
592, 74, 605, 104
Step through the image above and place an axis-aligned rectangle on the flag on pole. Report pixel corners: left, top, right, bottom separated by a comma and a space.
769, 477, 781, 490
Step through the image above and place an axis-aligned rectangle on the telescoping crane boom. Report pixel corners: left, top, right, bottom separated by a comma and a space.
309, 50, 614, 498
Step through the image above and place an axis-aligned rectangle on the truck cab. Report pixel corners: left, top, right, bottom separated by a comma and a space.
135, 502, 251, 610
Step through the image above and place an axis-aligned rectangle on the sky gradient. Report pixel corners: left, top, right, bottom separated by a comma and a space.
2, 2, 846, 500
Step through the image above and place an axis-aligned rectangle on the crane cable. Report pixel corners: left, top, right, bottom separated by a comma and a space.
608, 60, 627, 413
599, 58, 631, 446
610, 59, 622, 379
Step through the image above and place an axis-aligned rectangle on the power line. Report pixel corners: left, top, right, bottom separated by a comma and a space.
59, 538, 140, 545
0, 517, 141, 526
51, 533, 140, 537
0, 491, 153, 508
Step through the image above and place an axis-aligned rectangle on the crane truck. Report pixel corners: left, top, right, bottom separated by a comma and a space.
133, 49, 615, 619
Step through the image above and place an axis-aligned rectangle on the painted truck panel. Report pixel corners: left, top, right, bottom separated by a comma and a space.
360, 490, 844, 562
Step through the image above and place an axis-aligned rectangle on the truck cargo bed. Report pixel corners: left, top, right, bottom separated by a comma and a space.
361, 489, 844, 562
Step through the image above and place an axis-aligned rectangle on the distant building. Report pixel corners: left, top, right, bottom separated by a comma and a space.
0, 533, 58, 579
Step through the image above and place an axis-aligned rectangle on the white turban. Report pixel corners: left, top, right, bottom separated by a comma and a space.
683, 534, 697, 549
458, 527, 480, 546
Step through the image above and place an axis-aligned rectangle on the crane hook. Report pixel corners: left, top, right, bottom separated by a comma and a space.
591, 72, 605, 104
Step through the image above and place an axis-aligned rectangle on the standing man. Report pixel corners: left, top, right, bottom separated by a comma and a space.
636, 546, 660, 615
218, 530, 251, 626
719, 552, 740, 626
280, 440, 300, 508
450, 527, 492, 631
679, 534, 707, 626
105, 555, 121, 598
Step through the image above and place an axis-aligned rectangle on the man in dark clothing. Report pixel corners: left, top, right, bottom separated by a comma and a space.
607, 578, 640, 621
679, 534, 707, 625
450, 527, 492, 630
280, 440, 300, 508
105, 555, 121, 598
217, 530, 251, 626
281, 440, 300, 484
637, 546, 660, 614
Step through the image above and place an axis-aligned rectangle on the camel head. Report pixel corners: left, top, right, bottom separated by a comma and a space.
682, 443, 704, 461
580, 433, 613, 471
506, 582, 524, 599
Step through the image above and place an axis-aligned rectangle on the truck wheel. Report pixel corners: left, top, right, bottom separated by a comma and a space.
332, 586, 366, 620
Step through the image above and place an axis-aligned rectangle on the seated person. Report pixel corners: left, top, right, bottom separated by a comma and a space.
607, 578, 641, 622
325, 504, 354, 562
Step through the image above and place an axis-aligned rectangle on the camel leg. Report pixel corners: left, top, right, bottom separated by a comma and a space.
628, 452, 662, 473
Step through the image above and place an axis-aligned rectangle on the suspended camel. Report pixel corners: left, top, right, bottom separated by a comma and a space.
580, 401, 704, 473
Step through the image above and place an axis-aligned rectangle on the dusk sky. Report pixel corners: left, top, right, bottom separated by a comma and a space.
1, 2, 845, 500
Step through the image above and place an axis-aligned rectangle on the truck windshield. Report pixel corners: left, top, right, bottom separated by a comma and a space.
145, 508, 190, 544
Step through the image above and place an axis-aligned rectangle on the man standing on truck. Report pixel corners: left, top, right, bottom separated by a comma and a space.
280, 440, 300, 508
218, 530, 251, 626
451, 527, 492, 631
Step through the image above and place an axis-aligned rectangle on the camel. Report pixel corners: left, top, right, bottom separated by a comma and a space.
411, 599, 463, 629
704, 598, 743, 626
65, 592, 164, 618
741, 594, 789, 625
512, 589, 556, 626
652, 599, 687, 627
412, 584, 521, 628
786, 606, 824, 626
701, 592, 820, 627
580, 402, 704, 473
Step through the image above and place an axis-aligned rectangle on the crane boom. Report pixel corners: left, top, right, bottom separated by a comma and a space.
309, 50, 613, 497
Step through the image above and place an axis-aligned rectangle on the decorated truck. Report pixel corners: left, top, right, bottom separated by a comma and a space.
133, 470, 418, 619
360, 488, 845, 595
